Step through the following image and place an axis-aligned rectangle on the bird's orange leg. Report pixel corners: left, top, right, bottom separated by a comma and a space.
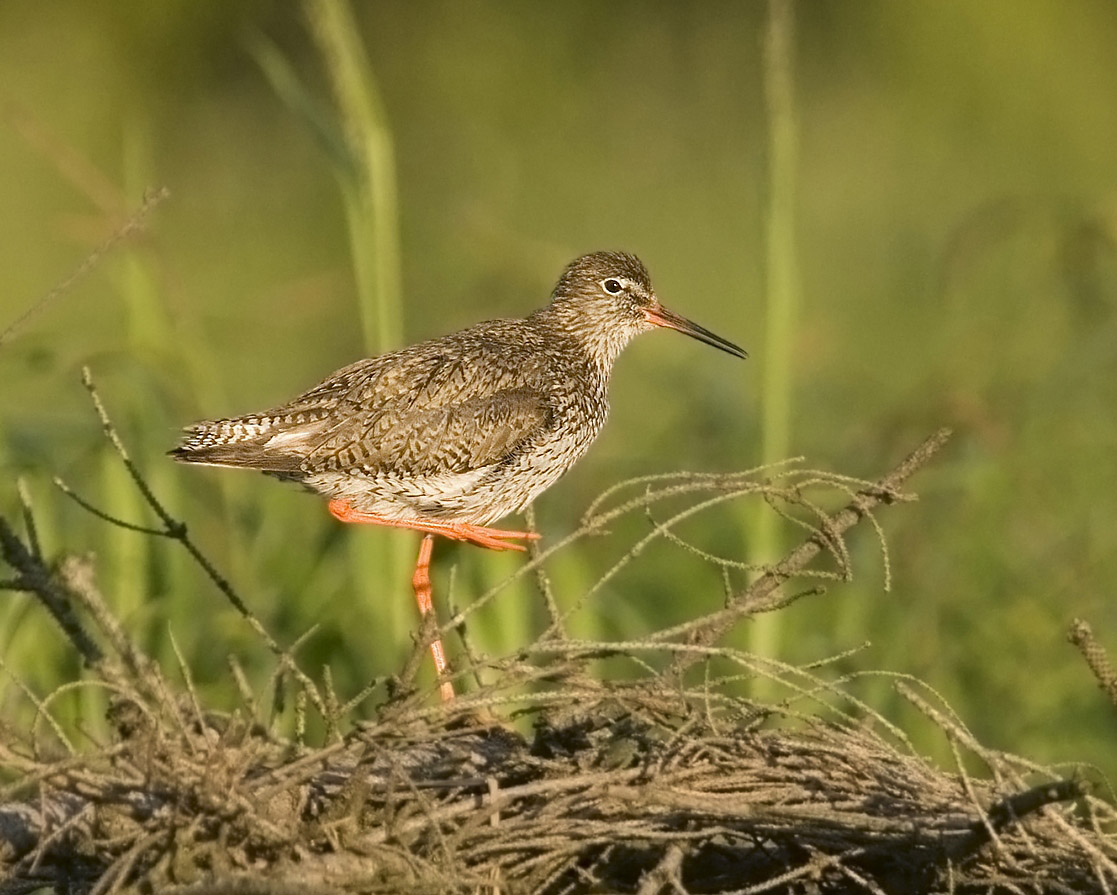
410, 534, 455, 702
330, 499, 540, 701
328, 499, 540, 551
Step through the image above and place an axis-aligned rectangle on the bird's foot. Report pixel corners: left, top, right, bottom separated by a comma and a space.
328, 500, 540, 552
436, 522, 541, 551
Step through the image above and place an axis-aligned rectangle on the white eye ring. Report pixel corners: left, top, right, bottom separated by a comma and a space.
602, 278, 623, 294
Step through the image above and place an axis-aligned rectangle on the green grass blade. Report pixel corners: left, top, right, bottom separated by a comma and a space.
302, 0, 411, 678
746, 0, 800, 678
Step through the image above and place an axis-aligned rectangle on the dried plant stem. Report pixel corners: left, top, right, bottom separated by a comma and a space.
658, 428, 951, 674
0, 518, 103, 668
1069, 618, 1117, 714
53, 368, 330, 720
0, 187, 168, 350
525, 502, 565, 638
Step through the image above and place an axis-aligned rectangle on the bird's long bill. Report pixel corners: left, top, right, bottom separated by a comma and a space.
644, 304, 748, 359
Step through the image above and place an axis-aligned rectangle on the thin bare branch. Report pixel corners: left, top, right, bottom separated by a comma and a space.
0, 517, 103, 667
658, 428, 951, 674
0, 187, 169, 350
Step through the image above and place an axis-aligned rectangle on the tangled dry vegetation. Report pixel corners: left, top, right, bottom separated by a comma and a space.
2, 391, 1116, 894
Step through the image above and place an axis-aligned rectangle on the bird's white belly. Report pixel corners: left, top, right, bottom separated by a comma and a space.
304, 414, 601, 525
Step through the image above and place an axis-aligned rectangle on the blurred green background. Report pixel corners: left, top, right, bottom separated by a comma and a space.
1, 0, 1116, 775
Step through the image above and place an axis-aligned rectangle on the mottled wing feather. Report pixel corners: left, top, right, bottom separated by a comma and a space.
266, 356, 387, 416
305, 385, 549, 476
173, 321, 560, 481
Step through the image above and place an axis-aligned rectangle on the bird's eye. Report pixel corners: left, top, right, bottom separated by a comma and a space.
602, 278, 623, 294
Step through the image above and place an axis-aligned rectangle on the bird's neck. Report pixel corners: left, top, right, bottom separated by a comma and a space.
531, 300, 638, 372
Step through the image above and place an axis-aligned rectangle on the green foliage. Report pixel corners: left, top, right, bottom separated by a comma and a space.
1, 1, 1115, 783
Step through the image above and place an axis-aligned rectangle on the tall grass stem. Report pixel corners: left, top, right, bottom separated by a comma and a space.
304, 0, 412, 656
747, 0, 800, 678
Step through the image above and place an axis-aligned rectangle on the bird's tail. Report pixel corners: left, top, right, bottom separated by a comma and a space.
169, 415, 305, 474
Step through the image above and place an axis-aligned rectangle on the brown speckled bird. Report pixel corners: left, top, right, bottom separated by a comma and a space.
171, 251, 746, 698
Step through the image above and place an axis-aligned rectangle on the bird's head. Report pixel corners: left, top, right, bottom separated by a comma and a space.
548, 251, 747, 365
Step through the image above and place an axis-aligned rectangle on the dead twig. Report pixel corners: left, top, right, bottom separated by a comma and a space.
0, 517, 103, 668
55, 368, 330, 721
657, 428, 951, 674
0, 187, 169, 350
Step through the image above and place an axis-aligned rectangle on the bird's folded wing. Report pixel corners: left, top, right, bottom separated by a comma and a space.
303, 385, 550, 476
